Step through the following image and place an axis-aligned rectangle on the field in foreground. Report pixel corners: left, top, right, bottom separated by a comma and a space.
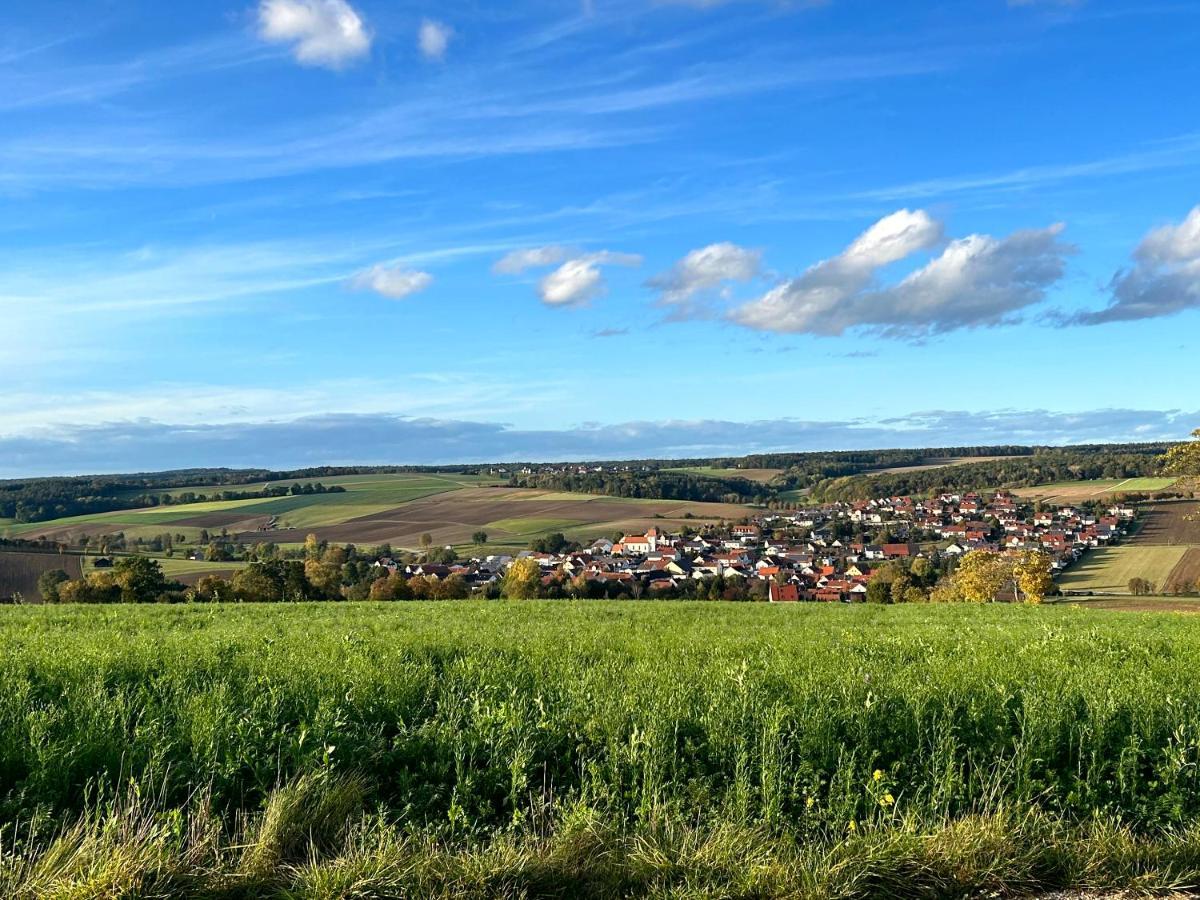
6, 603, 1200, 897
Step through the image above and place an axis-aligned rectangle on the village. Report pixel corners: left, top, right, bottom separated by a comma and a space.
372, 491, 1137, 600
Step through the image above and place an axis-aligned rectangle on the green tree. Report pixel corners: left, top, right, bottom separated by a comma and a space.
112, 556, 169, 603
472, 531, 489, 545
865, 578, 892, 604
37, 569, 70, 603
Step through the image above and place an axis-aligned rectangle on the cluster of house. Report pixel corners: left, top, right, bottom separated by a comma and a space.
372, 491, 1135, 600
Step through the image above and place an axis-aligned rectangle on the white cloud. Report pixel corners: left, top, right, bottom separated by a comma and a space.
495, 247, 641, 307
540, 258, 605, 307
1073, 205, 1200, 325
349, 264, 433, 299
492, 246, 570, 275
418, 18, 453, 61
649, 242, 761, 307
730, 210, 1072, 338
258, 0, 371, 69
1137, 204, 1200, 264
0, 407, 1192, 477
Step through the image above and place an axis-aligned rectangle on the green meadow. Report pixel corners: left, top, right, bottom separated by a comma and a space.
6, 601, 1200, 897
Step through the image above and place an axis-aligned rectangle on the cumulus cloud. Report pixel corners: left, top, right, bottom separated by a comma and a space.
730, 210, 1073, 338
258, 0, 371, 69
494, 247, 642, 307
649, 242, 761, 314
538, 251, 641, 307
418, 18, 453, 61
1072, 205, 1200, 325
0, 408, 1192, 477
540, 258, 604, 307
348, 264, 433, 299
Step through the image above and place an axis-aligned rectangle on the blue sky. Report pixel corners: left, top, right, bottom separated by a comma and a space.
2, 0, 1199, 475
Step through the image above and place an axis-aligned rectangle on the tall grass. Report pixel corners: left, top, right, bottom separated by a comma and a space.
4, 601, 1200, 896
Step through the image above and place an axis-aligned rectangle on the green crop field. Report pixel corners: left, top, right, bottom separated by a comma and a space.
1058, 544, 1190, 594
154, 557, 249, 579
1111, 477, 1181, 492
6, 602, 1200, 897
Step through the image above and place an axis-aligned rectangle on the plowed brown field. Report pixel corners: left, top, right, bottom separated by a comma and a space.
1137, 502, 1200, 545
0, 551, 84, 600
1166, 548, 1200, 593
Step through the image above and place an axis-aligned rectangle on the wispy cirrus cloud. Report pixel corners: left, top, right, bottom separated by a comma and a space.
257, 0, 371, 69
492, 245, 571, 274
850, 132, 1200, 204
0, 40, 944, 191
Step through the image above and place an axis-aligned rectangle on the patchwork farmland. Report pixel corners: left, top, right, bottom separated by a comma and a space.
2, 472, 755, 554
1059, 501, 1200, 597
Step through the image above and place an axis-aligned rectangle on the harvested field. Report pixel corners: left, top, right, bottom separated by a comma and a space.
866, 454, 1032, 475
0, 550, 84, 600
1137, 501, 1200, 545
1015, 478, 1179, 503
1058, 545, 1189, 595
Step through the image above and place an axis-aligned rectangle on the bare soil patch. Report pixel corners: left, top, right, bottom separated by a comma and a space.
170, 513, 273, 530
1136, 501, 1200, 545
1166, 548, 1200, 594
0, 551, 83, 600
